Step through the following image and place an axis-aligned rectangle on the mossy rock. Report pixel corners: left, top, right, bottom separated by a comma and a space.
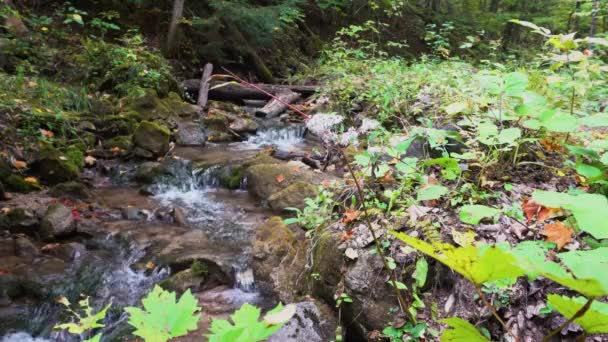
4, 174, 40, 193
158, 269, 204, 293
48, 181, 91, 199
310, 228, 344, 301
134, 162, 166, 184
132, 121, 171, 158
125, 89, 198, 121
218, 167, 244, 189
95, 114, 138, 138
30, 143, 80, 185
103, 135, 132, 150
0, 208, 27, 231
65, 145, 84, 171
267, 181, 318, 211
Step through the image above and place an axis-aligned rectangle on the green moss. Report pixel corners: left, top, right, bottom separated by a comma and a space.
5, 174, 39, 192
65, 145, 84, 170
31, 143, 80, 185
190, 260, 209, 277
0, 208, 27, 230
103, 135, 132, 150
124, 89, 197, 121
132, 121, 171, 157
218, 167, 244, 189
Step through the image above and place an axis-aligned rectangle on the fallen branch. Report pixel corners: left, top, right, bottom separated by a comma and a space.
255, 89, 301, 118
197, 63, 213, 117
181, 79, 317, 102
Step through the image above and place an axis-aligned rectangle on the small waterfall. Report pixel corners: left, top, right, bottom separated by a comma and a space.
1, 332, 50, 342
234, 267, 255, 292
242, 125, 306, 151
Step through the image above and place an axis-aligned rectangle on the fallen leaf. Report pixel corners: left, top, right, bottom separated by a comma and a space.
12, 160, 27, 169
539, 137, 563, 152
340, 230, 355, 241
84, 155, 96, 166
56, 296, 70, 306
344, 247, 358, 260
41, 243, 60, 252
378, 170, 395, 183
39, 129, 54, 138
522, 198, 561, 223
407, 205, 432, 225
264, 304, 297, 325
342, 208, 360, 224
1, 207, 11, 214
145, 261, 156, 270
23, 177, 38, 184
321, 180, 331, 188
451, 228, 476, 247
110, 147, 123, 154
58, 156, 68, 161
540, 221, 574, 250
275, 174, 285, 183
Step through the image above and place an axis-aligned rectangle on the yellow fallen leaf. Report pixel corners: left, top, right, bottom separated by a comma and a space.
145, 261, 156, 270
23, 177, 38, 184
12, 160, 27, 169
84, 155, 96, 166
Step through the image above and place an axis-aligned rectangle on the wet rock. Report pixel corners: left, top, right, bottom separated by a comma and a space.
3, 174, 41, 193
125, 90, 198, 121
175, 121, 205, 146
0, 236, 14, 257
203, 101, 258, 141
132, 121, 171, 158
40, 203, 76, 240
0, 208, 37, 234
47, 242, 87, 261
135, 162, 166, 184
245, 163, 322, 201
30, 143, 80, 185
121, 206, 142, 220
229, 117, 259, 134
267, 181, 318, 211
0, 181, 6, 200
48, 181, 91, 200
252, 217, 307, 303
173, 207, 187, 226
14, 236, 39, 259
268, 301, 338, 342
12, 256, 68, 298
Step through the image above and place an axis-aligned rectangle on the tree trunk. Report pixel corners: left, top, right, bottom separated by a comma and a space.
489, 0, 500, 12
590, 0, 600, 37
166, 0, 185, 56
181, 79, 317, 102
254, 90, 301, 118
197, 63, 213, 117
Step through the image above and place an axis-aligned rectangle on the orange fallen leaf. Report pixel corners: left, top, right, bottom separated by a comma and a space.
23, 177, 38, 184
378, 170, 395, 183
39, 129, 54, 138
12, 160, 27, 169
539, 137, 563, 152
145, 261, 156, 270
342, 208, 360, 224
275, 174, 285, 184
321, 180, 331, 188
522, 198, 561, 223
110, 147, 123, 154
41, 243, 60, 252
541, 221, 574, 250
0, 268, 9, 276
340, 229, 355, 241
1, 207, 11, 214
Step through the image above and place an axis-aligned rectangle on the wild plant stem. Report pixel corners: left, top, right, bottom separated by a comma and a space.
540, 298, 594, 342
475, 286, 519, 342
339, 150, 415, 322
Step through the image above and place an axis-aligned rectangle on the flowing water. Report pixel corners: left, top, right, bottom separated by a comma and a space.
1, 124, 311, 341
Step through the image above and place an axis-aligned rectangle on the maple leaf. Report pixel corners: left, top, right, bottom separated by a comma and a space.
275, 174, 285, 183
541, 221, 574, 250
522, 198, 561, 223
342, 208, 360, 224
539, 137, 563, 152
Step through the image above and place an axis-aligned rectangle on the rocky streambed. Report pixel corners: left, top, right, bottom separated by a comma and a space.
0, 121, 339, 341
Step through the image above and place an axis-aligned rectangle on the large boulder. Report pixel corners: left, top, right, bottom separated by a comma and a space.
125, 90, 199, 121
267, 181, 318, 211
132, 121, 171, 158
30, 144, 80, 185
40, 203, 76, 240
252, 217, 307, 303
268, 301, 338, 342
203, 101, 259, 142
48, 181, 91, 200
245, 163, 320, 201
175, 120, 205, 146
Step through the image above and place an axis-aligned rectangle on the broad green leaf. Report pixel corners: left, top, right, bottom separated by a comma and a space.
390, 232, 525, 285
125, 286, 200, 342
440, 317, 490, 342
510, 19, 552, 36
579, 114, 608, 128
601, 153, 608, 166
413, 258, 428, 288
417, 185, 448, 201
207, 303, 287, 342
548, 295, 608, 333
513, 242, 608, 297
445, 102, 468, 115
504, 72, 528, 96
532, 191, 608, 239
497, 128, 521, 145
576, 163, 603, 179
459, 205, 500, 225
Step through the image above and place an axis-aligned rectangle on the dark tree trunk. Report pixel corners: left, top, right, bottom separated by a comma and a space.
166, 0, 185, 56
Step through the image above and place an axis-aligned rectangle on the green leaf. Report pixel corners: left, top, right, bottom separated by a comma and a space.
497, 128, 521, 145
417, 185, 448, 201
532, 190, 608, 239
548, 295, 608, 333
579, 114, 608, 128
576, 163, 603, 179
413, 258, 428, 288
390, 232, 525, 285
513, 242, 608, 297
125, 286, 201, 342
207, 303, 286, 342
504, 72, 528, 96
445, 102, 468, 115
440, 317, 490, 342
459, 205, 500, 225
601, 153, 608, 166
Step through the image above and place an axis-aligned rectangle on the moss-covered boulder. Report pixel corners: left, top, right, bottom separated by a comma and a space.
134, 162, 166, 184
245, 162, 323, 201
252, 216, 307, 303
103, 135, 132, 150
3, 174, 40, 193
132, 121, 171, 158
125, 90, 198, 121
158, 269, 205, 293
40, 203, 76, 240
202, 101, 259, 142
268, 181, 318, 212
30, 144, 80, 185
48, 181, 91, 199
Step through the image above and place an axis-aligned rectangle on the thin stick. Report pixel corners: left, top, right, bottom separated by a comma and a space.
220, 67, 310, 120
339, 150, 415, 322
540, 298, 594, 342
197, 63, 213, 117
475, 286, 520, 342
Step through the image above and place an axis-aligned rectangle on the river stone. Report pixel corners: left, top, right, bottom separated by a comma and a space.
132, 121, 171, 158
268, 301, 338, 342
48, 181, 91, 199
40, 203, 76, 239
30, 144, 80, 185
49, 242, 87, 261
0, 236, 14, 257
245, 163, 322, 201
175, 121, 205, 146
159, 269, 204, 293
252, 217, 307, 303
267, 181, 318, 211
121, 206, 142, 220
14, 236, 39, 259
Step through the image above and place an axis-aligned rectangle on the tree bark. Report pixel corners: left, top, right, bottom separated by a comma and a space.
166, 0, 185, 56
590, 0, 600, 37
254, 90, 301, 118
197, 63, 213, 115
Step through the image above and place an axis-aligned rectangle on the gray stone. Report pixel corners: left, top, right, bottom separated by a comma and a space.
14, 236, 39, 259
121, 207, 142, 220
175, 121, 205, 146
40, 203, 76, 239
268, 301, 337, 342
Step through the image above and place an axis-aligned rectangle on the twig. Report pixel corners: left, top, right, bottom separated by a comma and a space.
540, 297, 594, 342
220, 67, 310, 120
339, 149, 415, 322
475, 286, 520, 342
